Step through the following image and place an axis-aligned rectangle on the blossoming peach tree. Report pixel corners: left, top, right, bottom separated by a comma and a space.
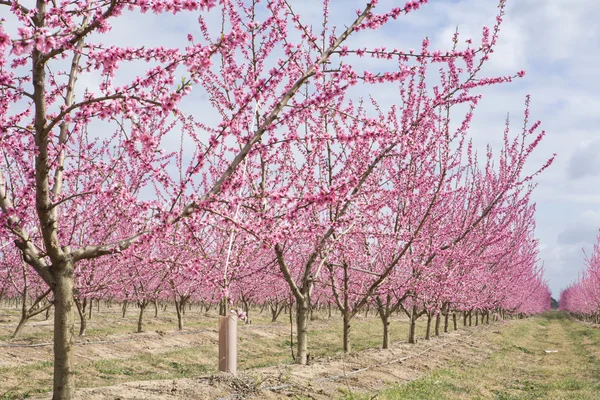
0, 0, 554, 398
0, 0, 464, 397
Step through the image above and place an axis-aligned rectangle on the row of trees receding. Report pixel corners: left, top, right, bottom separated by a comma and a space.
0, 0, 552, 398
560, 235, 600, 322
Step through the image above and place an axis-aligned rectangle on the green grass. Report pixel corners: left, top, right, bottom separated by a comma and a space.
374, 312, 600, 400
83, 347, 215, 385
1, 388, 52, 400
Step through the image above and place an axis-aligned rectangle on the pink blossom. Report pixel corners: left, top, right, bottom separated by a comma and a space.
0, 29, 9, 52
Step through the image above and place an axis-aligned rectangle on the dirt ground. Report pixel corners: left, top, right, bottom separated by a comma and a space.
0, 304, 502, 399
41, 325, 497, 400
39, 327, 497, 399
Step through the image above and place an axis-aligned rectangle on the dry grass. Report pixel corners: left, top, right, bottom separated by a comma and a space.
0, 303, 433, 398
6, 305, 586, 399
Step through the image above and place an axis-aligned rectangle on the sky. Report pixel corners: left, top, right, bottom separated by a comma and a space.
4, 0, 597, 296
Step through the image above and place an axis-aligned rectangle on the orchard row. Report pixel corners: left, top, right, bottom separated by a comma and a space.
0, 0, 551, 398
560, 236, 600, 321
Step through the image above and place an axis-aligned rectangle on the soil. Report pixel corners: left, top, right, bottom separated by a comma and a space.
20, 321, 501, 399
0, 323, 221, 369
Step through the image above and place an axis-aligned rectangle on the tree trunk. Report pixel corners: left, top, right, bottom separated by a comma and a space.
296, 298, 310, 365
408, 305, 418, 344
435, 311, 441, 336
486, 312, 490, 324
122, 300, 128, 318
242, 298, 250, 324
453, 312, 457, 331
153, 300, 158, 318
375, 296, 395, 350
52, 268, 76, 400
175, 300, 183, 330
475, 311, 479, 326
379, 308, 390, 349
469, 312, 472, 326
444, 306, 449, 333
342, 310, 351, 353
74, 298, 87, 337
12, 286, 29, 339
12, 317, 27, 339
340, 263, 351, 353
137, 301, 147, 333
219, 298, 227, 316
425, 313, 432, 340
88, 298, 93, 320
270, 302, 284, 322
